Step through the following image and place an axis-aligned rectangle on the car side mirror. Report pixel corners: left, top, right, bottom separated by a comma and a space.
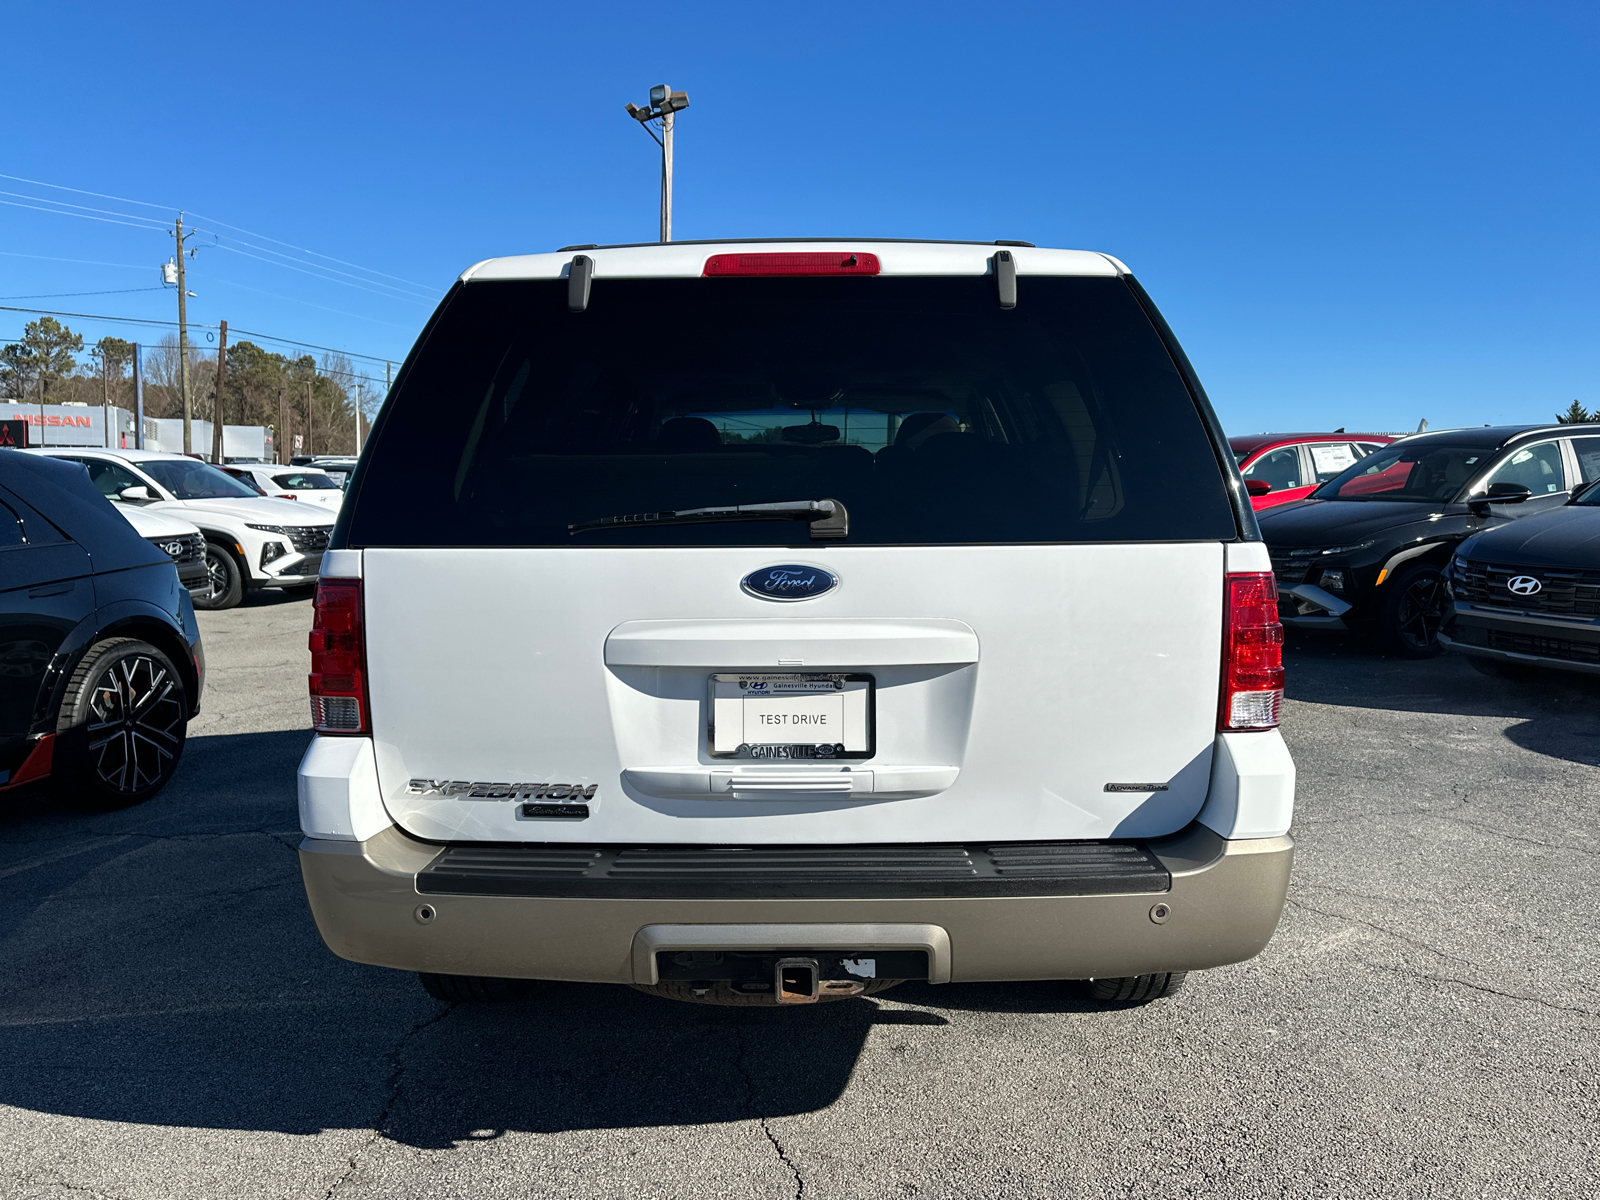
1245, 479, 1272, 497
1569, 479, 1600, 504
118, 485, 154, 502
1467, 482, 1531, 516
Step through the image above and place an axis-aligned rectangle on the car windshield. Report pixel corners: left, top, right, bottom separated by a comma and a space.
350, 275, 1237, 547
1312, 443, 1487, 502
273, 472, 340, 490
136, 459, 260, 500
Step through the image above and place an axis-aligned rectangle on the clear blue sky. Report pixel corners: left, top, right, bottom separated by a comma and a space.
3, 1, 1594, 433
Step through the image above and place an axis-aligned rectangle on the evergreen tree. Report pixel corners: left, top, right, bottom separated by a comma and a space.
1556, 399, 1591, 424
0, 317, 83, 399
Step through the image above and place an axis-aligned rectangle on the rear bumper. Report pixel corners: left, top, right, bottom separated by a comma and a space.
298, 822, 1293, 984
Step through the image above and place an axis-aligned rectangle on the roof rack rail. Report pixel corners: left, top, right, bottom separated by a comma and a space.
545, 236, 1044, 253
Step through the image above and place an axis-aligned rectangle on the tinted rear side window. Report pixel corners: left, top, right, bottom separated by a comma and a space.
350, 276, 1234, 546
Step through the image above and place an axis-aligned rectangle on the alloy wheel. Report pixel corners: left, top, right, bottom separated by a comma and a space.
203, 546, 230, 600
1395, 573, 1444, 651
84, 654, 185, 794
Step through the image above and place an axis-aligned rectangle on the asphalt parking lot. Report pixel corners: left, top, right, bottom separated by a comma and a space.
2, 594, 1596, 1199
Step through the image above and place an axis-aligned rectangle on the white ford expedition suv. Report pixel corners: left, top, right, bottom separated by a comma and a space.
298, 240, 1294, 1007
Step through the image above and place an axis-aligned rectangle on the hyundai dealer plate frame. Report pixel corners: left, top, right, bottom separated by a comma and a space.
707, 673, 875, 760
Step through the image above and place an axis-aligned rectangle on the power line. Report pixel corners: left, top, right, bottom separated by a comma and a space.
187, 211, 436, 291
0, 287, 166, 300
0, 171, 176, 212
210, 278, 415, 328
207, 243, 431, 304
0, 250, 153, 269
0, 170, 432, 291
0, 188, 171, 228
0, 196, 168, 231
198, 231, 435, 299
0, 303, 404, 365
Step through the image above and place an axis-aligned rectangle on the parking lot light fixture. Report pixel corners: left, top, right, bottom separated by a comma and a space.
625, 83, 690, 242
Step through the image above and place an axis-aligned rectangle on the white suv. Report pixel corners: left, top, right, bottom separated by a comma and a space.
223, 463, 345, 511
30, 449, 335, 609
297, 240, 1295, 1008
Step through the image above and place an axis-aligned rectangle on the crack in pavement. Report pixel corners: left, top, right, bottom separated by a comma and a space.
731, 1019, 806, 1200
1364, 961, 1600, 1019
15, 1168, 134, 1199
1426, 813, 1600, 859
1283, 895, 1483, 969
1285, 898, 1599, 1018
323, 1001, 458, 1199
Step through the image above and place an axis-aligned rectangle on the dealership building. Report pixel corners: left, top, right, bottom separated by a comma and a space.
3, 403, 271, 460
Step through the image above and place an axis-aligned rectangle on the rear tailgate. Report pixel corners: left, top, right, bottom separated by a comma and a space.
365, 543, 1222, 843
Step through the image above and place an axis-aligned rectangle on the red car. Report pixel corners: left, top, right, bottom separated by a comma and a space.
1230, 432, 1395, 510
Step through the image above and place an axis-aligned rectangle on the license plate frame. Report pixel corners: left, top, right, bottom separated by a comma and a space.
707, 673, 875, 760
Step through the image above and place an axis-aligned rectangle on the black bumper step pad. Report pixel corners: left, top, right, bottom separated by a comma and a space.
416, 840, 1171, 900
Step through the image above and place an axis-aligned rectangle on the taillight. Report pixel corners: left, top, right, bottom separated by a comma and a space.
703, 251, 881, 277
308, 578, 367, 733
1220, 572, 1284, 731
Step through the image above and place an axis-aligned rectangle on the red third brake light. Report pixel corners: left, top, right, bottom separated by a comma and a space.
1220, 572, 1285, 731
309, 578, 368, 734
703, 251, 881, 277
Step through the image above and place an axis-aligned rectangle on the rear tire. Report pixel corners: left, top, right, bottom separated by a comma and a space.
1379, 563, 1446, 657
1084, 972, 1188, 1004
49, 638, 188, 810
1466, 655, 1539, 680
417, 973, 532, 1002
193, 543, 243, 610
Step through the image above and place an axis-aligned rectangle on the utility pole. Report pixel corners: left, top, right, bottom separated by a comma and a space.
211, 320, 228, 463
170, 214, 195, 454
277, 383, 289, 465
625, 85, 689, 242
133, 343, 145, 449
660, 105, 674, 242
99, 347, 110, 448
305, 378, 314, 458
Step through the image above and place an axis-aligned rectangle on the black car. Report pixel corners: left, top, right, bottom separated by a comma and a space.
0, 451, 204, 808
1257, 423, 1600, 655
1439, 480, 1600, 678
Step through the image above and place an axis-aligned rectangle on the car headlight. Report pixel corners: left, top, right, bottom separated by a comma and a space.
1320, 570, 1346, 592
246, 523, 289, 535
1315, 541, 1375, 557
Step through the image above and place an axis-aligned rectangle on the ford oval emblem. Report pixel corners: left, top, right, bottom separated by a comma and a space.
741, 564, 838, 602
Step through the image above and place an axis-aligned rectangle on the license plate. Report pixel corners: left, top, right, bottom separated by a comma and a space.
708, 674, 874, 759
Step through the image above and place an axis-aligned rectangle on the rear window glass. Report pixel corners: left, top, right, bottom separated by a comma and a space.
349, 276, 1235, 546
274, 472, 339, 490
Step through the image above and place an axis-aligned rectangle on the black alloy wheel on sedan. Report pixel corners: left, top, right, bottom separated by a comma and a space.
53, 638, 188, 808
1380, 563, 1447, 657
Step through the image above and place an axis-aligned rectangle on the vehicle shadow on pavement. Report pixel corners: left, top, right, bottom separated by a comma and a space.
1284, 632, 1600, 768
0, 726, 952, 1143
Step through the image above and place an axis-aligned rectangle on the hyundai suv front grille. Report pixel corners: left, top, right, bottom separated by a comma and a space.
1454, 560, 1600, 618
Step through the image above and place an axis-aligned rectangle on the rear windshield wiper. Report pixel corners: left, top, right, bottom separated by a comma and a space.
569, 498, 848, 540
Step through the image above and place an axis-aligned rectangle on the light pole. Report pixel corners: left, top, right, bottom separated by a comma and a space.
625, 84, 690, 242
